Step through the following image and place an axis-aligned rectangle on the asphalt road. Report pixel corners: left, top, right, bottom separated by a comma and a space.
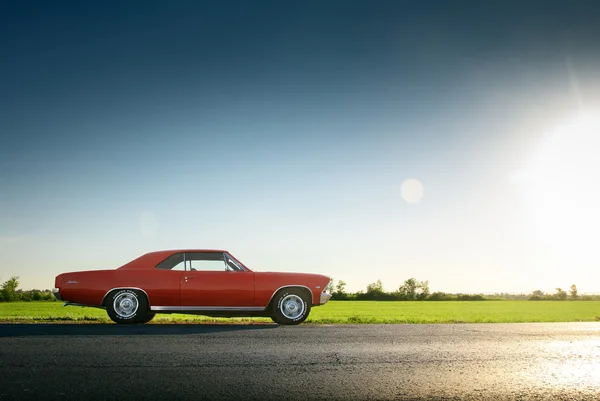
1, 323, 599, 400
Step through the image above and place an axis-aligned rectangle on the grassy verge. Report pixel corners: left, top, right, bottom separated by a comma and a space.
308, 300, 600, 324
1, 301, 599, 324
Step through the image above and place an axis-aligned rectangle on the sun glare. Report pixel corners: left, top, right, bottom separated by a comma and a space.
401, 179, 424, 203
526, 112, 600, 262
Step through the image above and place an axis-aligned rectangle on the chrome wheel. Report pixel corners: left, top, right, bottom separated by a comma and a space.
280, 294, 305, 320
113, 292, 139, 318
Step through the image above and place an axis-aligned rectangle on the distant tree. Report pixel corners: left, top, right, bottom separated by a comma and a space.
397, 278, 429, 300
529, 290, 545, 300
554, 288, 567, 300
335, 280, 347, 296
569, 284, 578, 300
329, 279, 351, 300
397, 278, 418, 300
416, 280, 430, 300
366, 279, 384, 295
1, 276, 20, 302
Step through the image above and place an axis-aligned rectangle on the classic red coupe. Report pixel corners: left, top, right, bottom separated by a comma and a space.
52, 250, 332, 325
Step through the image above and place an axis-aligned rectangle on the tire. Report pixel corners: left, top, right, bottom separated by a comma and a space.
106, 289, 150, 324
271, 289, 311, 325
138, 313, 155, 324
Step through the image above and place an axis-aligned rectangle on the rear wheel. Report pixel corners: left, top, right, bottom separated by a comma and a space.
137, 313, 155, 324
271, 289, 311, 325
106, 289, 150, 324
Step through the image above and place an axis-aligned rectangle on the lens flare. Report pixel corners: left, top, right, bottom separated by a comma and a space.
401, 179, 424, 203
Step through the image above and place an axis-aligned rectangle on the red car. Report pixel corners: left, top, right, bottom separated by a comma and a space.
52, 250, 332, 325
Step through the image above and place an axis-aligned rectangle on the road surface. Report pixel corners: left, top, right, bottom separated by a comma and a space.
1, 323, 599, 400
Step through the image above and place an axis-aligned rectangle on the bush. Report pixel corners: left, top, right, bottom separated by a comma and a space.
428, 292, 452, 301
456, 294, 485, 301
331, 292, 352, 300
355, 291, 397, 301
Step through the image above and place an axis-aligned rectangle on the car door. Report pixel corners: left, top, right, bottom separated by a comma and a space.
145, 252, 187, 306
180, 252, 255, 307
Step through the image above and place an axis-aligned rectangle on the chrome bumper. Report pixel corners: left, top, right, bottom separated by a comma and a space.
52, 288, 63, 301
320, 292, 332, 305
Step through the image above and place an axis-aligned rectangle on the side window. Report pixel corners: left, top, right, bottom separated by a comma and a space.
189, 260, 227, 271
155, 253, 186, 271
155, 252, 245, 271
186, 252, 227, 271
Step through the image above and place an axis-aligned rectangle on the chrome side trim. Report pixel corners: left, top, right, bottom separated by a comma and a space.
150, 306, 265, 312
265, 285, 315, 307
101, 287, 150, 306
63, 302, 86, 307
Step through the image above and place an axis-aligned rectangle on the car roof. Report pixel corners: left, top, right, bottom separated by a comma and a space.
117, 249, 233, 270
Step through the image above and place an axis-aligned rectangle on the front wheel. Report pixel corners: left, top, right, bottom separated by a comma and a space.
106, 289, 150, 324
271, 290, 311, 325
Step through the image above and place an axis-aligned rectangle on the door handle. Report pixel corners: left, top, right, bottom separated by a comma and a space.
184, 276, 196, 281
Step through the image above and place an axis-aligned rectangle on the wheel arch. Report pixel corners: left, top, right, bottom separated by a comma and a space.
266, 285, 314, 310
101, 287, 151, 311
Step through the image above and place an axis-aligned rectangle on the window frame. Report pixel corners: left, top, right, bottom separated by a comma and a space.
154, 251, 250, 272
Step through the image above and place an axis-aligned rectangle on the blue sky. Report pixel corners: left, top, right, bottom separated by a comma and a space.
2, 1, 600, 293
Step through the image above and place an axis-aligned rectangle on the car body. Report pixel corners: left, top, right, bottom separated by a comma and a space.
52, 249, 332, 325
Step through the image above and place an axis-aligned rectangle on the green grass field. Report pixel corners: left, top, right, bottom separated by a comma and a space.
1, 300, 599, 324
